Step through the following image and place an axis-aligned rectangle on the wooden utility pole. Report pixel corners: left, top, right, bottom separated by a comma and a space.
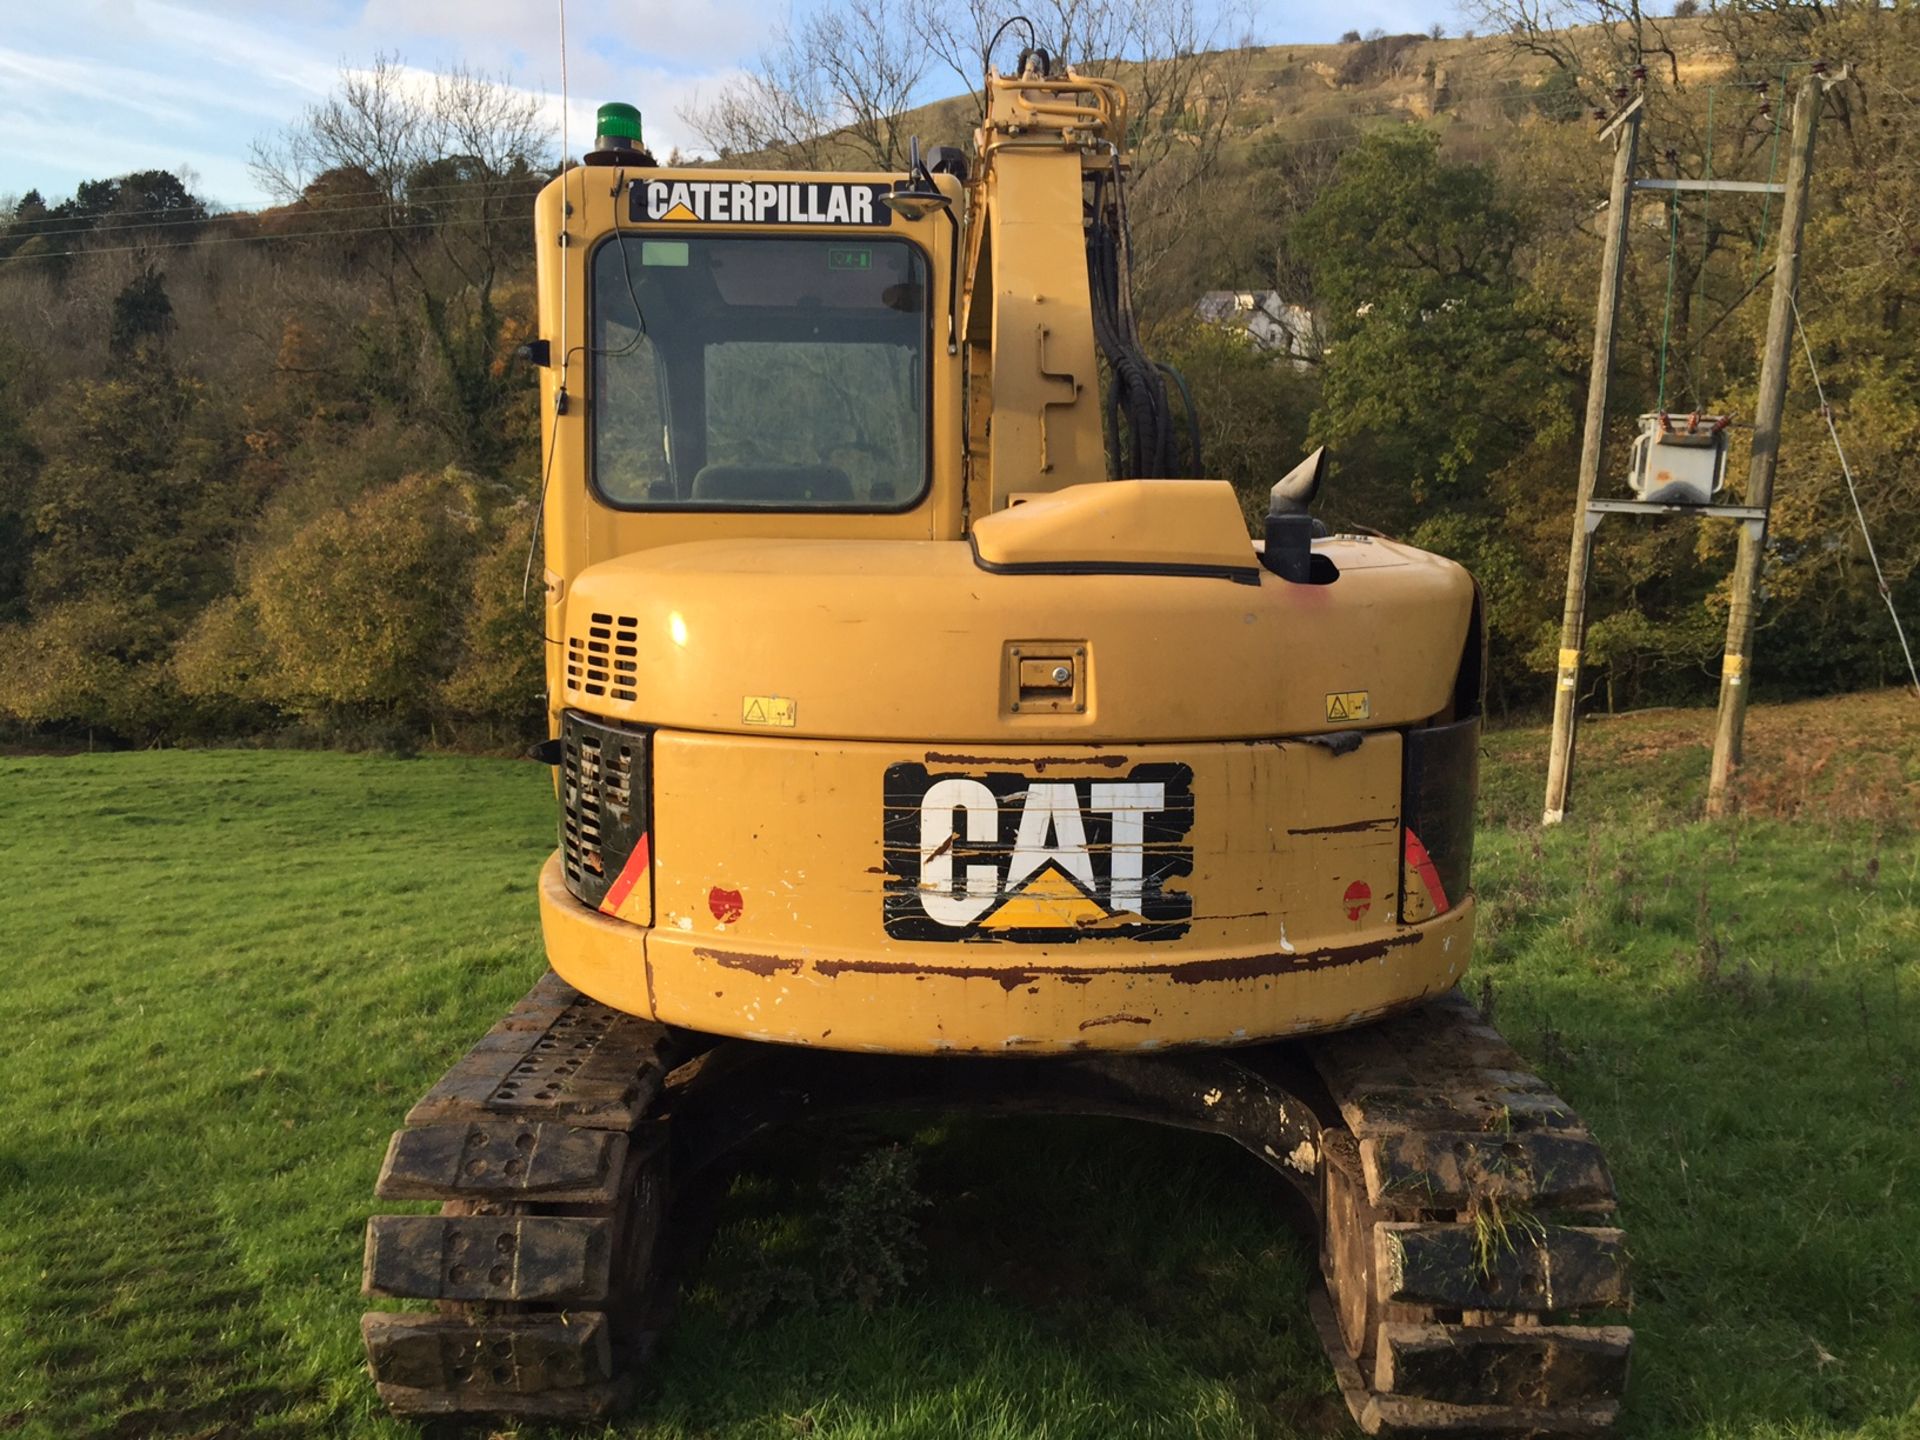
1706, 75, 1823, 817
1542, 99, 1642, 826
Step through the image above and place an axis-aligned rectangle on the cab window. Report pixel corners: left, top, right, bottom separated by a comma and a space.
592, 235, 928, 510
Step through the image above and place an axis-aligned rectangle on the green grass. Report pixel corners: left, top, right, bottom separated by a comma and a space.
0, 698, 1916, 1439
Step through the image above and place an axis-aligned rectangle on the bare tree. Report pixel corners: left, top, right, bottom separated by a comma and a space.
683, 0, 929, 170
906, 0, 1009, 120
812, 0, 934, 168
689, 0, 1258, 309
903, 0, 1258, 290
251, 57, 551, 470
683, 27, 837, 167
1472, 0, 1684, 98
912, 0, 1255, 140
691, 0, 1256, 201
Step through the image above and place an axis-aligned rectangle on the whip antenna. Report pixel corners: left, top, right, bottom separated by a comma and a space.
557, 0, 570, 386
526, 0, 572, 601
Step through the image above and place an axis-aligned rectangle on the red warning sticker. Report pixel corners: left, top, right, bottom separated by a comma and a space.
708, 886, 744, 924
1342, 880, 1372, 923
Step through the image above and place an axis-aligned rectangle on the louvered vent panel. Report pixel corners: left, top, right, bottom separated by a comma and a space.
557, 711, 649, 910
564, 612, 640, 704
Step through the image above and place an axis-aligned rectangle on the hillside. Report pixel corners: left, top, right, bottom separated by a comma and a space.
813, 18, 1738, 168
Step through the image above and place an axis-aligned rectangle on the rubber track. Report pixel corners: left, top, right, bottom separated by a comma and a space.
361, 977, 1630, 1429
1303, 989, 1632, 1438
360, 971, 675, 1417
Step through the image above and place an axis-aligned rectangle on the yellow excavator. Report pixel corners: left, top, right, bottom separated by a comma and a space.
359, 53, 1631, 1436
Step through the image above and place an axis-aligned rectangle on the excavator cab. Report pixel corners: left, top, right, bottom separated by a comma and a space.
358, 67, 1632, 1437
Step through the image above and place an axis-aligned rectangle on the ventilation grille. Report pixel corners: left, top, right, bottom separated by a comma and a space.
565, 611, 639, 704
559, 711, 647, 910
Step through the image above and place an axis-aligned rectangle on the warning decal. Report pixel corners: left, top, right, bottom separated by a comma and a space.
882, 763, 1194, 943
633, 179, 893, 228
742, 695, 797, 728
1324, 690, 1371, 723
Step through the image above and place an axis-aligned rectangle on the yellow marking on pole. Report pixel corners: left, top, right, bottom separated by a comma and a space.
1325, 690, 1370, 723
1558, 648, 1582, 670
742, 695, 797, 727
1721, 653, 1745, 677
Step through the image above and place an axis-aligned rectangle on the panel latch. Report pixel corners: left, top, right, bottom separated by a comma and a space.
1005, 642, 1086, 714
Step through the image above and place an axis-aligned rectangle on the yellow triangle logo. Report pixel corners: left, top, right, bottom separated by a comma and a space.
660, 201, 698, 221
1327, 695, 1348, 720
979, 861, 1107, 930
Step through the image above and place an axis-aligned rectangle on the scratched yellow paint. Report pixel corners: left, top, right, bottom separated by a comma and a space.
542, 730, 1473, 1053
527, 123, 1482, 1056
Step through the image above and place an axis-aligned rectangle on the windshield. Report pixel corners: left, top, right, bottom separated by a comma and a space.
592, 234, 929, 509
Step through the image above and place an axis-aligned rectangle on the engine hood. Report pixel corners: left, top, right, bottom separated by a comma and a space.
553, 488, 1473, 743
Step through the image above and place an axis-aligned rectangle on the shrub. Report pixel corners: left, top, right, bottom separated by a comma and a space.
246, 470, 478, 719
438, 510, 545, 743
0, 596, 178, 738
170, 593, 283, 736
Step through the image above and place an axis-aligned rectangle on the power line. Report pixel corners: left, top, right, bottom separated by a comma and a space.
1790, 293, 1920, 698
2, 171, 556, 227
5, 180, 549, 244
0, 212, 524, 264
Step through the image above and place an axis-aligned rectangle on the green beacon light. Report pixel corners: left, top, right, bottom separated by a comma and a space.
586, 102, 654, 168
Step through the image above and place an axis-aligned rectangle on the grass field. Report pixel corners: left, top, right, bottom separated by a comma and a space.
1, 693, 1915, 1440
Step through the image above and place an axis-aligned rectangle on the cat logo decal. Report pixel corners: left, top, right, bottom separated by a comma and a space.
881, 764, 1194, 942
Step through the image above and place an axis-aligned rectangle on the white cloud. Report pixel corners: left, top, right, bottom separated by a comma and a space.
326, 56, 733, 167
353, 0, 778, 73
0, 46, 209, 129
133, 0, 342, 94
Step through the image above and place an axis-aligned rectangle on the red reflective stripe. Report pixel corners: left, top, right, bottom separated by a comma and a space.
1404, 828, 1449, 914
599, 832, 651, 916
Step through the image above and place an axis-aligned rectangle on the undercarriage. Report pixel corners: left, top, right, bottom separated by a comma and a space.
361, 971, 1630, 1435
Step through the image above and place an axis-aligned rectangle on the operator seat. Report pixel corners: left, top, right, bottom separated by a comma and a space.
690, 463, 854, 505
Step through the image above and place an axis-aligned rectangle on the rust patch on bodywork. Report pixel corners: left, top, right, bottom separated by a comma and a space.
1079, 1013, 1152, 1030
799, 931, 1420, 991
924, 751, 1129, 771
813, 958, 1041, 992
1162, 931, 1416, 983
699, 948, 803, 977
1287, 816, 1396, 836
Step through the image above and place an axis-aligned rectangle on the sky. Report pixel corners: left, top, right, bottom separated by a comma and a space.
0, 0, 1458, 212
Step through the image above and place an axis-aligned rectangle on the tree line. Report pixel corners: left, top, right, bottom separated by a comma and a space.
0, 1, 1914, 752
